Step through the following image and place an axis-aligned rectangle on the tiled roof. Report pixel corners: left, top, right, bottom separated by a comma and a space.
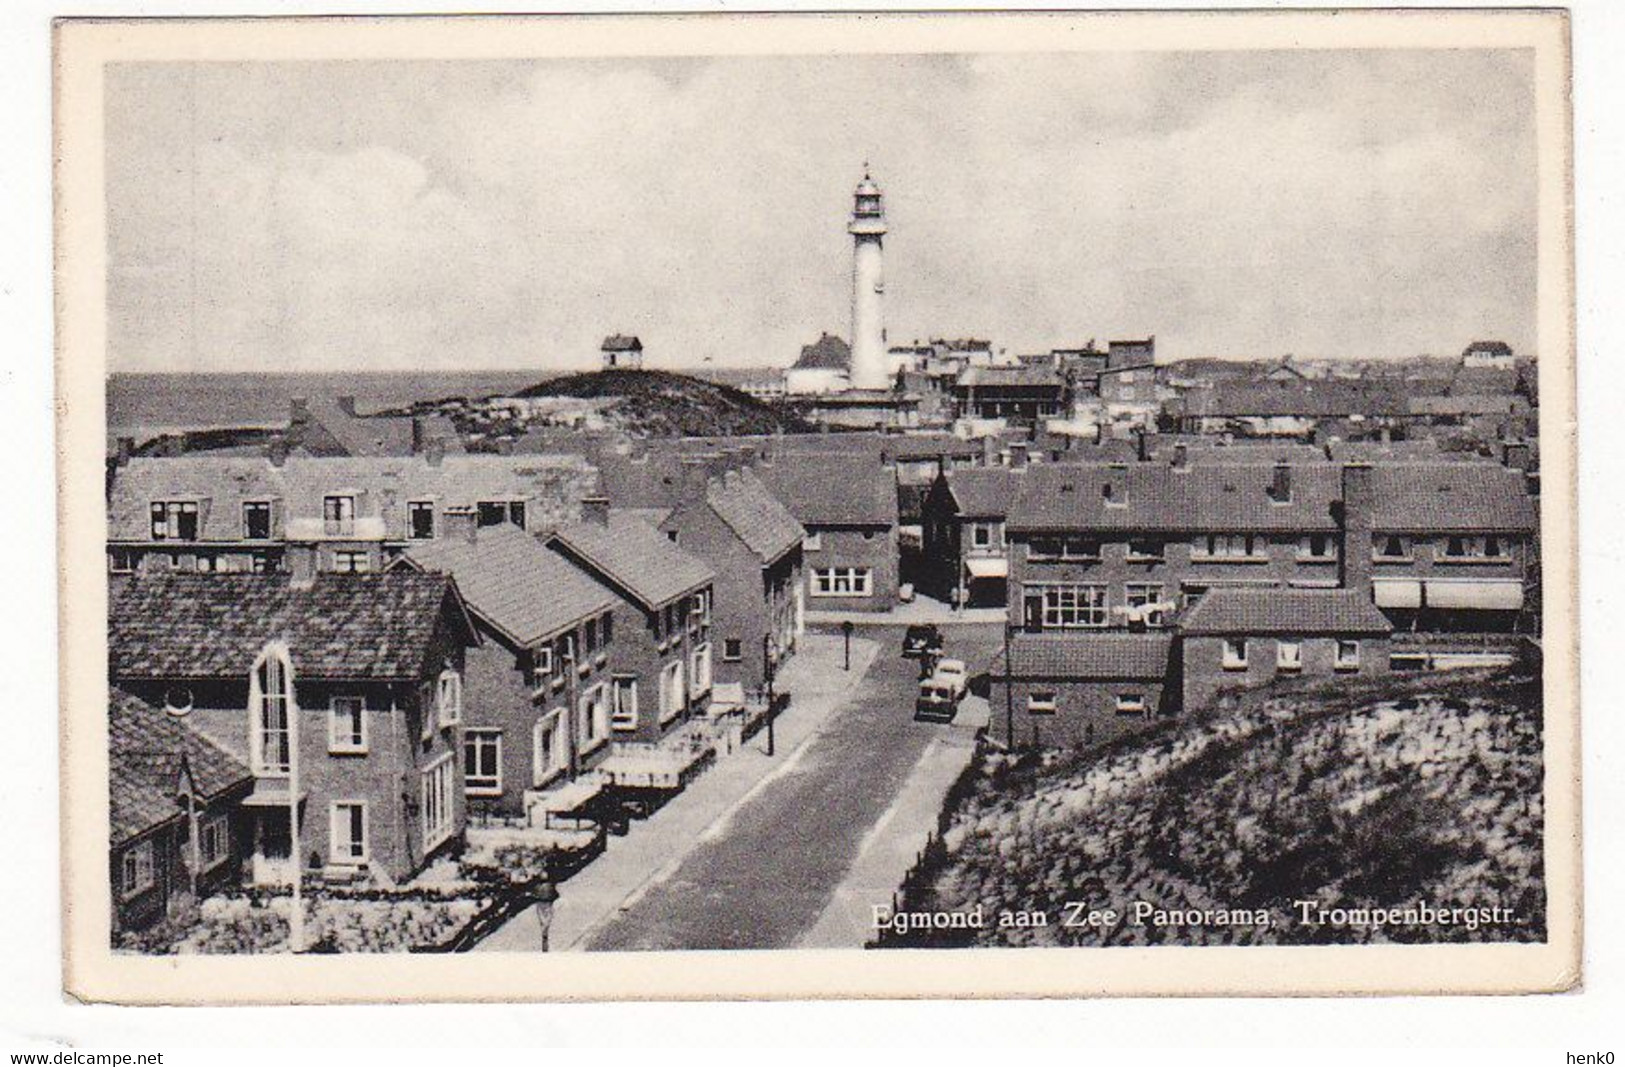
793, 333, 851, 370
109, 688, 252, 844
108, 453, 599, 542
1446, 366, 1520, 397
292, 398, 416, 458
758, 456, 898, 528
109, 572, 476, 681
945, 467, 1019, 518
1009, 463, 1341, 533
547, 512, 715, 610
706, 469, 806, 561
401, 524, 617, 647
1369, 464, 1536, 533
1177, 380, 1410, 419
1178, 588, 1393, 636
991, 633, 1173, 680
955, 365, 1064, 390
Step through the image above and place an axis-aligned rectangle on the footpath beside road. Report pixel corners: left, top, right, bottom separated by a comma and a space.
798, 696, 989, 948
474, 631, 880, 953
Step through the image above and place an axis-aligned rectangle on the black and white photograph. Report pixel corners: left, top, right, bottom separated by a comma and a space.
52, 10, 1578, 1002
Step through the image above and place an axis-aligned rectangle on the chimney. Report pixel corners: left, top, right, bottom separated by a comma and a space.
424, 438, 445, 467
267, 437, 289, 468
1339, 463, 1375, 592
580, 496, 611, 527
288, 543, 317, 589
289, 396, 311, 425
1103, 463, 1128, 506
1009, 443, 1030, 469
1502, 441, 1532, 471
444, 507, 479, 544
1135, 428, 1151, 462
1270, 461, 1292, 503
1172, 443, 1189, 472
412, 417, 428, 454
337, 395, 357, 417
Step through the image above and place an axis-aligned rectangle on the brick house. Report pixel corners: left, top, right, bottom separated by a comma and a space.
106, 450, 598, 578
1176, 588, 1393, 712
396, 521, 623, 819
109, 688, 253, 934
654, 465, 805, 691
919, 466, 1019, 607
108, 568, 481, 885
986, 633, 1175, 750
759, 453, 897, 613
1364, 463, 1540, 634
1005, 461, 1347, 634
543, 507, 717, 740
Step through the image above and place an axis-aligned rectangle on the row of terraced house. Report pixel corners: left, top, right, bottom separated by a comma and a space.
104, 442, 817, 935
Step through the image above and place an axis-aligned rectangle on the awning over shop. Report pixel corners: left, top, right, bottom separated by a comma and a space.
1373, 578, 1423, 609
1423, 580, 1524, 611
965, 556, 1009, 579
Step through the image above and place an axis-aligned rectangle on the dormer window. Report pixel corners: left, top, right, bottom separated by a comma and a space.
150, 501, 199, 541
477, 501, 526, 530
323, 495, 356, 537
407, 501, 436, 540
530, 644, 554, 688
243, 501, 272, 540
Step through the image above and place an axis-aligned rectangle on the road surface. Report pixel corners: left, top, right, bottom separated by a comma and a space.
583, 623, 1000, 951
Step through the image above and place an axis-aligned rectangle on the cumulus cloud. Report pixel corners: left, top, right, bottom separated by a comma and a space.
104, 50, 1536, 373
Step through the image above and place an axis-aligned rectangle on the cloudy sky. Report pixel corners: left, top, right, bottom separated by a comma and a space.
105, 50, 1536, 374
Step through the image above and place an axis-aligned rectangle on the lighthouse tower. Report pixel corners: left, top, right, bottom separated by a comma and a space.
847, 168, 889, 391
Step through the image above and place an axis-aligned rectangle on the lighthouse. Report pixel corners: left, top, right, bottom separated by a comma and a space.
847, 168, 889, 391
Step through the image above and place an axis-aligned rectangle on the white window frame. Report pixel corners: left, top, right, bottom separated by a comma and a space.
333, 548, 371, 573
436, 669, 462, 728
1297, 534, 1336, 561
1027, 690, 1058, 715
531, 644, 554, 690
1335, 640, 1361, 672
150, 499, 199, 541
691, 642, 713, 695
611, 676, 640, 731
1115, 692, 1148, 717
406, 499, 436, 540
329, 800, 369, 866
1194, 534, 1265, 561
1277, 640, 1303, 673
462, 729, 503, 797
1124, 583, 1167, 628
658, 659, 686, 723
722, 638, 743, 662
249, 643, 295, 777
812, 566, 874, 598
533, 709, 568, 785
579, 682, 610, 749
242, 500, 273, 541
121, 839, 156, 898
327, 695, 368, 754
1222, 638, 1249, 671
323, 494, 357, 537
1033, 583, 1110, 630
199, 813, 230, 870
420, 755, 456, 853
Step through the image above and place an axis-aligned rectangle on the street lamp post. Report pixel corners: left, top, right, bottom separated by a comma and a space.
841, 619, 854, 671
762, 632, 776, 757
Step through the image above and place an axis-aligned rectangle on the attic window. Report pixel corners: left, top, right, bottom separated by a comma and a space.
164, 686, 194, 717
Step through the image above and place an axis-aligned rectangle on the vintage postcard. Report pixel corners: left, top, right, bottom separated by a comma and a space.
56, 10, 1578, 1002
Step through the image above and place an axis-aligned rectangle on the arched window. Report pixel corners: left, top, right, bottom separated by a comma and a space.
250, 642, 295, 776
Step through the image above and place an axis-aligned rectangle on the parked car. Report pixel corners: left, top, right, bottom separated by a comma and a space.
902, 624, 944, 659
915, 676, 960, 722
932, 658, 970, 698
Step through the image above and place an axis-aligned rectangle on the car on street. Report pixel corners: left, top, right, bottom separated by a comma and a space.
914, 676, 960, 722
932, 658, 970, 697
902, 623, 944, 659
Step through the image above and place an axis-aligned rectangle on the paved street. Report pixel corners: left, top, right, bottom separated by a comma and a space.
583, 622, 1000, 951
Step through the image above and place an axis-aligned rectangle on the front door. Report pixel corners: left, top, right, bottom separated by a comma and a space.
251, 809, 293, 886
1023, 590, 1044, 633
